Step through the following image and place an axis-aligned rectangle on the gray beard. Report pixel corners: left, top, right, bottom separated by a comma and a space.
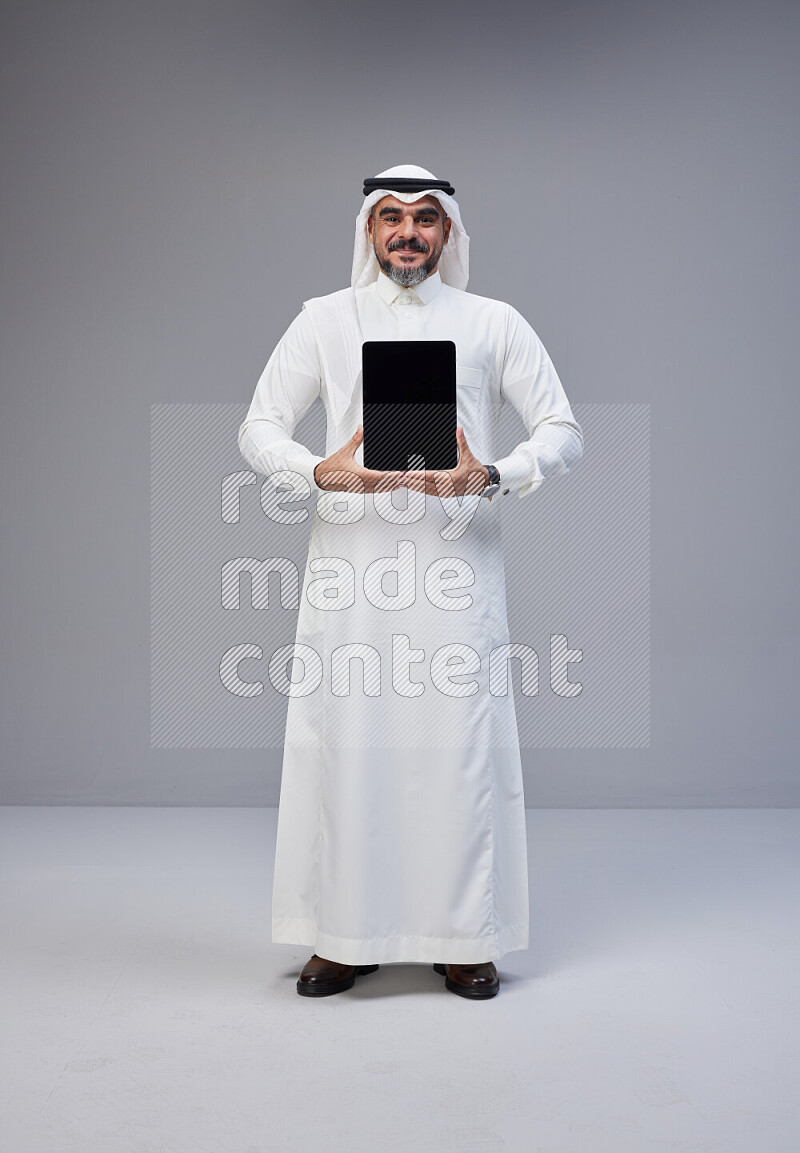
379, 258, 434, 288
376, 237, 444, 287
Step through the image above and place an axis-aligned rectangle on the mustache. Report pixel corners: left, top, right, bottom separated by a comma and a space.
387, 238, 430, 253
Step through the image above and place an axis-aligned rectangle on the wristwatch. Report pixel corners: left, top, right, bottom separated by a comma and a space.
481, 463, 502, 501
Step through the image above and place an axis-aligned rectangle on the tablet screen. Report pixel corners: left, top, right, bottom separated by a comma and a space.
362, 340, 457, 472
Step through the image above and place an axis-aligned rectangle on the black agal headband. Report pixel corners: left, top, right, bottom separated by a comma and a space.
362, 176, 455, 197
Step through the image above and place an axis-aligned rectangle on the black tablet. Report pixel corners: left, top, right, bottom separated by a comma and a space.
362, 340, 458, 472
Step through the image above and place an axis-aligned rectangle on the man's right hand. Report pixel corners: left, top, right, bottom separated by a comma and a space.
313, 424, 405, 494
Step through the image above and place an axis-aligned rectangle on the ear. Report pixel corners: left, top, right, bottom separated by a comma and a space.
367, 212, 374, 242
443, 216, 452, 245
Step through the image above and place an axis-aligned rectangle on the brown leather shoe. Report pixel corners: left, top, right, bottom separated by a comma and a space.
433, 961, 499, 999
296, 953, 380, 997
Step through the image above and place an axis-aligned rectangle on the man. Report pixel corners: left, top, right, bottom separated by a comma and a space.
238, 164, 583, 1000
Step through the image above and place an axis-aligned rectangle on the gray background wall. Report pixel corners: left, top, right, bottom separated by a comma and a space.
1, 0, 797, 805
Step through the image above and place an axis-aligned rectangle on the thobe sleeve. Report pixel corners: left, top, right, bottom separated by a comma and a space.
492, 305, 584, 500
238, 310, 327, 492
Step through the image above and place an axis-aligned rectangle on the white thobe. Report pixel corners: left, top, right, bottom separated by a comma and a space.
239, 269, 583, 965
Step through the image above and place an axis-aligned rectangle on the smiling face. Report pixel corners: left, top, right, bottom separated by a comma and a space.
367, 195, 452, 287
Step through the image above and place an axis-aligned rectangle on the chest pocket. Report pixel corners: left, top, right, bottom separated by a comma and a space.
455, 365, 486, 458
456, 365, 484, 416
457, 365, 484, 393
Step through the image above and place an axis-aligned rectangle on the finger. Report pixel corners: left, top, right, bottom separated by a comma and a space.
373, 471, 405, 491
360, 465, 397, 479
344, 426, 364, 460
324, 468, 367, 492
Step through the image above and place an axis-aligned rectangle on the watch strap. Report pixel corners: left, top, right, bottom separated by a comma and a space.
481, 463, 502, 501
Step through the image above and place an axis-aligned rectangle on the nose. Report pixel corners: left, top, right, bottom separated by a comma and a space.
400, 215, 418, 237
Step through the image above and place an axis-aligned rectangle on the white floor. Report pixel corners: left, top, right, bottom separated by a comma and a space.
1, 807, 798, 1153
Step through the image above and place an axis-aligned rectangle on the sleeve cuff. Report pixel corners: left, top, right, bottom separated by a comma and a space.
490, 451, 535, 499
294, 454, 327, 493
237, 422, 327, 494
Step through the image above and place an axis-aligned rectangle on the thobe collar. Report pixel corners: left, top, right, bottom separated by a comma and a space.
375, 268, 443, 307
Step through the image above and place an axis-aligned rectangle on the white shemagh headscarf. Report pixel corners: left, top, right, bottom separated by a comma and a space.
351, 164, 470, 290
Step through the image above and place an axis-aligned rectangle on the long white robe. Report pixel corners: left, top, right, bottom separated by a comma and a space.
238, 269, 582, 964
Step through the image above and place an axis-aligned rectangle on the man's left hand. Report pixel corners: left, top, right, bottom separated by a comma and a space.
395, 427, 489, 498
